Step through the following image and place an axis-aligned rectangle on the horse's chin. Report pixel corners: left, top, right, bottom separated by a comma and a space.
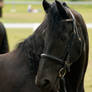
51, 81, 60, 92
40, 88, 60, 92
56, 90, 60, 92
40, 80, 60, 92
50, 86, 60, 92
50, 89, 60, 92
52, 90, 60, 92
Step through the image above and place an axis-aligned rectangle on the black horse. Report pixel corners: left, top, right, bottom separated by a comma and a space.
0, 22, 9, 53
36, 0, 89, 92
0, 18, 48, 92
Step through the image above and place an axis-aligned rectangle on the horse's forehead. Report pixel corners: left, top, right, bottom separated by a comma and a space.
52, 2, 56, 7
50, 3, 58, 12
51, 2, 64, 13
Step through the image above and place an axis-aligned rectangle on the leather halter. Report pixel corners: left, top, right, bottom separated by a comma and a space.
41, 8, 81, 79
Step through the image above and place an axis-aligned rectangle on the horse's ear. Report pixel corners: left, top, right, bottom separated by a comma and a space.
42, 0, 51, 13
55, 0, 68, 19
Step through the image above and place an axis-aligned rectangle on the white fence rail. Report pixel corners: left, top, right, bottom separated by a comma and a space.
4, 23, 40, 30
4, 23, 92, 31
4, 1, 92, 5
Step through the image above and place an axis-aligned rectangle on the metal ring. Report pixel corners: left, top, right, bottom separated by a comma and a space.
58, 68, 66, 78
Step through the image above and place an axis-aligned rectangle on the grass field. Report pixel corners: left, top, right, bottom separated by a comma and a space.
0, 4, 92, 23
0, 4, 44, 23
85, 29, 92, 92
7, 28, 33, 50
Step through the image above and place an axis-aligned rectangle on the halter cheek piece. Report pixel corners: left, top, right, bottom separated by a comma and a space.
41, 8, 81, 79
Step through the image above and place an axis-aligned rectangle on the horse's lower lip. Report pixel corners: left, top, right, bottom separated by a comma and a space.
51, 89, 60, 92
56, 90, 60, 92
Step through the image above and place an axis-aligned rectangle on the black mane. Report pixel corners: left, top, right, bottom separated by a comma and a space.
16, 20, 48, 75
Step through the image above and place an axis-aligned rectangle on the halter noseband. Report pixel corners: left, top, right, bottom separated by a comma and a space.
41, 8, 81, 79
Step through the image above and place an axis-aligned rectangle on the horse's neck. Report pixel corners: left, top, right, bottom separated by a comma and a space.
17, 34, 44, 75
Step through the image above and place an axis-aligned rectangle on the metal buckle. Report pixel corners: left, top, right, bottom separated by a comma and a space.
58, 67, 66, 78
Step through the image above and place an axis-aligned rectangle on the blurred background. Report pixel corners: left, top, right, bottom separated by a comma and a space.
0, 0, 92, 92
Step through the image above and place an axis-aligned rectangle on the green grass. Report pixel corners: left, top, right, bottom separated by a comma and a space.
69, 5, 92, 23
7, 28, 33, 50
4, 0, 42, 1
84, 29, 92, 92
0, 4, 45, 23
0, 4, 92, 23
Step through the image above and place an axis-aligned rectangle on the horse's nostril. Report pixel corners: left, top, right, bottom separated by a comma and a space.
42, 79, 50, 87
35, 77, 50, 88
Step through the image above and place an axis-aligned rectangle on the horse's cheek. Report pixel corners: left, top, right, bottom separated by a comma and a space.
71, 39, 82, 62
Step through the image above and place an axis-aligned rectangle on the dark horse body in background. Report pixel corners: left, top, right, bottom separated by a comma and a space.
36, 1, 89, 92
0, 22, 9, 53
